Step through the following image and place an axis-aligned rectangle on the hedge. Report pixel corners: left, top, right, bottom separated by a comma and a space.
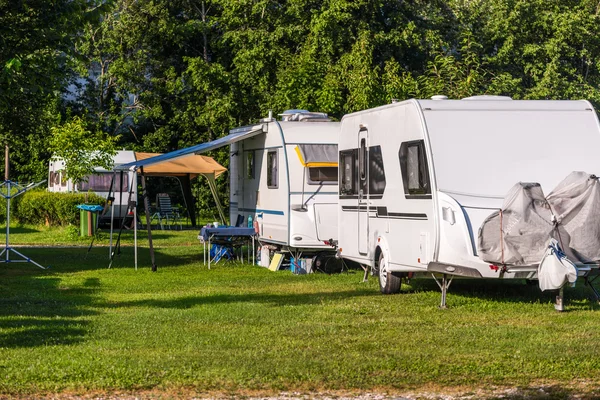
0, 189, 106, 226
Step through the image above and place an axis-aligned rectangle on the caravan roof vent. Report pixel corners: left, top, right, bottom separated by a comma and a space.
431, 95, 448, 100
462, 95, 513, 101
279, 109, 330, 122
260, 110, 275, 123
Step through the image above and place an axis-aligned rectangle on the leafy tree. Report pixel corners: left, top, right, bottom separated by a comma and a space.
448, 0, 600, 102
60, 0, 600, 213
0, 0, 109, 181
49, 116, 117, 185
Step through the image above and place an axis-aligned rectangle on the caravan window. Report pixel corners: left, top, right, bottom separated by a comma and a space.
399, 140, 431, 198
307, 167, 337, 185
368, 145, 386, 196
246, 151, 255, 179
60, 172, 68, 188
50, 171, 60, 186
359, 138, 366, 181
340, 149, 357, 196
267, 150, 278, 188
80, 172, 128, 192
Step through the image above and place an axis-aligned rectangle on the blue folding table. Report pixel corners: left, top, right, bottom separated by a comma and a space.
199, 226, 256, 269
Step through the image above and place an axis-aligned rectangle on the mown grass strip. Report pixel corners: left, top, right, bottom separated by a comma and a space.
0, 242, 599, 396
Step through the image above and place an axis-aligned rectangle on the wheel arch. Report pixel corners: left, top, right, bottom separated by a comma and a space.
376, 236, 402, 294
375, 236, 391, 263
374, 246, 382, 264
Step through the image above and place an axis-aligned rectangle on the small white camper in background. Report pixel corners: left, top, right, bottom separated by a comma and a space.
337, 96, 600, 307
48, 150, 137, 219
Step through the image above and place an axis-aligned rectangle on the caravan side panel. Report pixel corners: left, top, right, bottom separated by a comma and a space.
285, 122, 340, 250
338, 102, 436, 270
237, 127, 289, 245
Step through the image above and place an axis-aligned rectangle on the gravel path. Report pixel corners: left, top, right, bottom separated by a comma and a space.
11, 385, 598, 400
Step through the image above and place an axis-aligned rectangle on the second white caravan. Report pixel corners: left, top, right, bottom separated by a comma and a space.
229, 110, 340, 254
337, 96, 600, 304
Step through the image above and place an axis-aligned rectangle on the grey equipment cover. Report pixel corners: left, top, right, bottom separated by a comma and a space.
478, 182, 555, 266
478, 172, 600, 266
546, 171, 600, 263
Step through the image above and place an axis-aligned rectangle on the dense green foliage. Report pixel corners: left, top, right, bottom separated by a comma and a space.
4, 189, 106, 226
49, 116, 117, 183
3, 0, 600, 209
0, 242, 599, 397
0, 0, 110, 181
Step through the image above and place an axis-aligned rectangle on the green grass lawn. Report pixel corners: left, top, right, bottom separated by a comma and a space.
1, 226, 600, 398
0, 222, 201, 247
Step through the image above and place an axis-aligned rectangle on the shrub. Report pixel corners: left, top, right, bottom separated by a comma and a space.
0, 189, 106, 226
65, 225, 80, 240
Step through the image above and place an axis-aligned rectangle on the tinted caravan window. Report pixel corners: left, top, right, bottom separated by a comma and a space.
307, 167, 337, 185
247, 151, 255, 179
340, 149, 358, 196
267, 150, 278, 188
368, 145, 386, 196
399, 140, 431, 198
80, 172, 128, 192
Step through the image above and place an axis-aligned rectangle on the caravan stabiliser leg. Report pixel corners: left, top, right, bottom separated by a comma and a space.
555, 287, 565, 312
432, 273, 453, 309
361, 264, 369, 282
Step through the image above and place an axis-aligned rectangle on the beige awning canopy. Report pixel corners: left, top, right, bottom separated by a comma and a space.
133, 152, 226, 178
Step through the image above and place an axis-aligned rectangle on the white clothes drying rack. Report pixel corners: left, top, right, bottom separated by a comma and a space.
0, 145, 46, 269
0, 179, 46, 269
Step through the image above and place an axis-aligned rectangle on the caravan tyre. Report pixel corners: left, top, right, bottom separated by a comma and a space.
378, 252, 401, 294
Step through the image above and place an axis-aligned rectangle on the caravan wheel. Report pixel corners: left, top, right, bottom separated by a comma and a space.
378, 252, 401, 294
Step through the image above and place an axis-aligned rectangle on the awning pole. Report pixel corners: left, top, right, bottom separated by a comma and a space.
133, 174, 138, 270
109, 172, 115, 259
119, 171, 124, 219
134, 205, 138, 270
206, 174, 227, 225
109, 171, 135, 269
141, 167, 157, 271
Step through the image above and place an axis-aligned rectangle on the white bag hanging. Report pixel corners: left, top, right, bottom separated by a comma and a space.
538, 238, 578, 291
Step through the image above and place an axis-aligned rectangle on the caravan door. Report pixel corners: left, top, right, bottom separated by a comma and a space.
358, 128, 369, 255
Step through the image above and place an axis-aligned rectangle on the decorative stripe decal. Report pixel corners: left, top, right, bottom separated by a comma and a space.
239, 208, 285, 216
290, 192, 338, 195
387, 212, 428, 220
260, 238, 288, 245
341, 205, 427, 220
339, 195, 383, 200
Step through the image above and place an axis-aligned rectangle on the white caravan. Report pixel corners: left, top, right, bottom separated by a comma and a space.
48, 150, 137, 218
229, 110, 339, 254
114, 110, 340, 255
337, 96, 600, 305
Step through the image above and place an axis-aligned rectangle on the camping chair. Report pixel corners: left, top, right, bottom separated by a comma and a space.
152, 193, 182, 230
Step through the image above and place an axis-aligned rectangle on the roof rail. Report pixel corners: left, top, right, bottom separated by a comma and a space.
462, 95, 513, 101
279, 109, 330, 122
